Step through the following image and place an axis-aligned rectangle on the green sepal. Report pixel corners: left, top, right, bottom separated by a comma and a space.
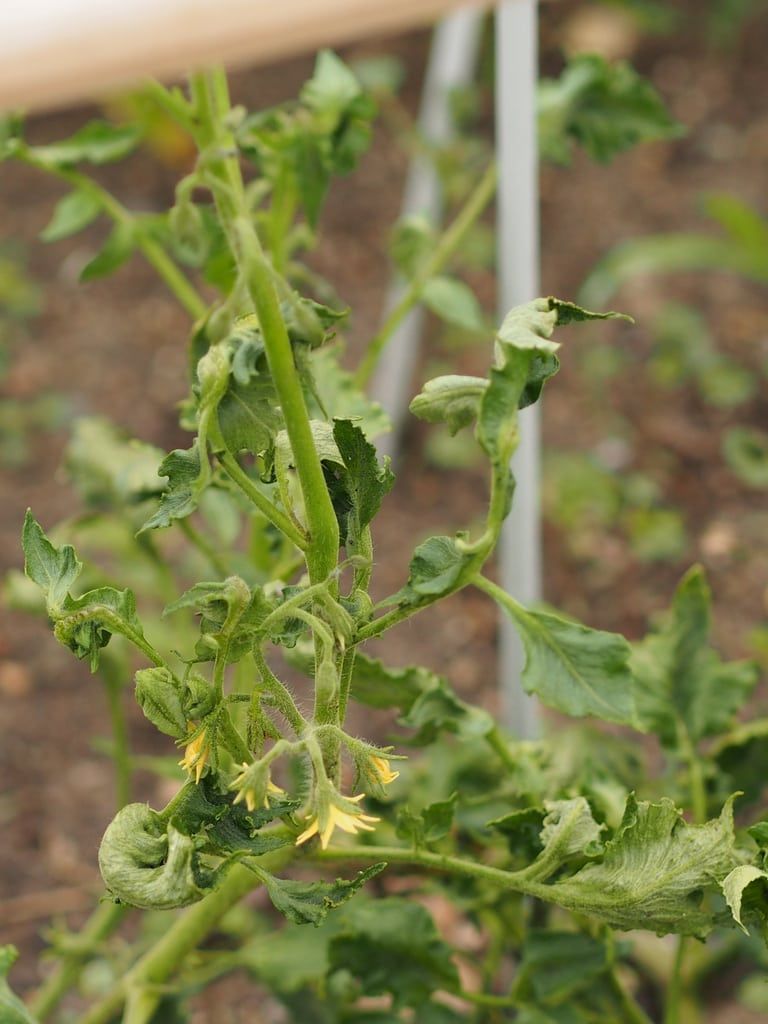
254, 863, 385, 926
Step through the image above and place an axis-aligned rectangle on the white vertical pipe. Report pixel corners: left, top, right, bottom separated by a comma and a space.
496, 0, 541, 737
372, 8, 484, 459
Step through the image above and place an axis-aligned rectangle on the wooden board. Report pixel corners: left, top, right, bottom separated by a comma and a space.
0, 0, 491, 114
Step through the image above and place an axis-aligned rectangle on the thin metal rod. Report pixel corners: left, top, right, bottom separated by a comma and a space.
372, 7, 485, 459
496, 0, 541, 738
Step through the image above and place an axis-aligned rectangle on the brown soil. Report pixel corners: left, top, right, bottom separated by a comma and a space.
2, 5, 768, 1021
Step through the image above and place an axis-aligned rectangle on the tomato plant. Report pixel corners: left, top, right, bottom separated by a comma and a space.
2, 52, 768, 1024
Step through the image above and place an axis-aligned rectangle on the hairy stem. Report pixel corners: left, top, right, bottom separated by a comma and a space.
354, 160, 497, 387
218, 451, 307, 550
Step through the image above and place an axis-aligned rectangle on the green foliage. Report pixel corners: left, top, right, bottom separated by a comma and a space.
539, 54, 682, 165
723, 427, 768, 488
6, 51, 768, 1024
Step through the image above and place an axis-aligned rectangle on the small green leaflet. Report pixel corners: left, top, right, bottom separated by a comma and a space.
421, 276, 485, 332
497, 594, 637, 727
409, 375, 488, 435
722, 865, 768, 935
399, 679, 494, 745
348, 654, 442, 712
22, 509, 82, 614
631, 566, 758, 746
254, 864, 385, 927
394, 535, 474, 608
538, 54, 682, 166
328, 898, 459, 1009
538, 795, 739, 936
326, 419, 394, 550
28, 120, 141, 168
141, 443, 204, 531
80, 221, 136, 281
0, 946, 38, 1024
40, 189, 101, 242
396, 794, 457, 847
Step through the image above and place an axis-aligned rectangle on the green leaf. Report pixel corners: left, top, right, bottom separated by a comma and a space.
22, 510, 82, 614
723, 427, 768, 488
80, 221, 135, 281
65, 417, 165, 507
257, 864, 385, 926
29, 120, 141, 168
40, 189, 101, 242
329, 898, 459, 1009
348, 654, 442, 712
135, 667, 187, 739
302, 50, 363, 122
540, 795, 739, 936
488, 807, 546, 863
394, 535, 474, 608
714, 719, 768, 807
57, 584, 145, 670
98, 804, 213, 910
722, 865, 768, 935
513, 930, 610, 1005
410, 375, 488, 435
391, 214, 436, 277
498, 597, 637, 727
396, 794, 457, 847
632, 567, 758, 746
422, 276, 485, 332
400, 678, 494, 745
538, 54, 682, 166
0, 947, 38, 1024
140, 443, 204, 531
309, 347, 390, 440
327, 419, 394, 550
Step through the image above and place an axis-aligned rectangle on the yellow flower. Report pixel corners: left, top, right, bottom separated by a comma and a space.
231, 762, 285, 813
178, 725, 209, 784
370, 755, 399, 786
296, 793, 379, 850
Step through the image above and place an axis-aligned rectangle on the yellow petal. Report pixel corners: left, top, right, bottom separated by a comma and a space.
295, 818, 320, 846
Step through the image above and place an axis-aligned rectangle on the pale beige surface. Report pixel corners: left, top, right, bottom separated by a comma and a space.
0, 0, 492, 113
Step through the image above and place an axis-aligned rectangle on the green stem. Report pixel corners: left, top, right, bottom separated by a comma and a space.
354, 160, 497, 387
234, 215, 339, 583
608, 967, 654, 1024
19, 150, 207, 320
664, 936, 688, 1024
218, 451, 307, 549
485, 725, 518, 774
28, 902, 128, 1021
337, 647, 357, 726
102, 664, 132, 809
178, 517, 230, 577
253, 648, 306, 735
78, 854, 290, 1024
